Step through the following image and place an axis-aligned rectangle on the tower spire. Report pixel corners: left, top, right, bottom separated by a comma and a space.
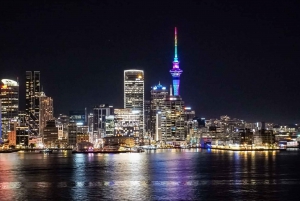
169, 27, 183, 96
174, 27, 178, 62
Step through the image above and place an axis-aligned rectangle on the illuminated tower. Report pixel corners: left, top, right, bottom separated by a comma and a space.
169, 27, 183, 96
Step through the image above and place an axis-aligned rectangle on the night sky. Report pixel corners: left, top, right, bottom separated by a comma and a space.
1, 0, 300, 124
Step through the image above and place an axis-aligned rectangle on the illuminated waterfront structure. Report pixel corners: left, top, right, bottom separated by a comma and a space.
0, 79, 19, 139
25, 71, 40, 136
124, 70, 144, 138
169, 27, 183, 96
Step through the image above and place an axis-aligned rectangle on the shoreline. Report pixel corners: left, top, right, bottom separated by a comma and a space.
1, 146, 298, 154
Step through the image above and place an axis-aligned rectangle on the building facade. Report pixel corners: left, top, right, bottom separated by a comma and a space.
0, 79, 19, 140
39, 91, 54, 137
25, 71, 40, 136
124, 70, 144, 138
160, 95, 185, 141
43, 120, 58, 147
150, 83, 168, 137
69, 110, 86, 125
93, 104, 113, 139
114, 108, 140, 138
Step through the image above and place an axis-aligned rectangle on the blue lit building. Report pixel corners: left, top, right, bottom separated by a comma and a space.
150, 82, 168, 137
69, 110, 86, 125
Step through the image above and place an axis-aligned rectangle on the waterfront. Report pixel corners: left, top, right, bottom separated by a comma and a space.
0, 149, 300, 201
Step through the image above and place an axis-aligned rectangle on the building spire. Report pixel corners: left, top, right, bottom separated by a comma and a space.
174, 27, 178, 62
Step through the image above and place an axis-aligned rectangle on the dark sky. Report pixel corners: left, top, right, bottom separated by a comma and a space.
1, 0, 300, 124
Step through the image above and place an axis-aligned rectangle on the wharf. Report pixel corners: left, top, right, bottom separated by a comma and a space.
72, 150, 132, 154
209, 146, 285, 151
0, 150, 15, 153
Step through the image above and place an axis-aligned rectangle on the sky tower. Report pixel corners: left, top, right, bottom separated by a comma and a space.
169, 27, 183, 96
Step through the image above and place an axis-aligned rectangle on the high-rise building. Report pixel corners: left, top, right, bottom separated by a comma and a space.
56, 114, 70, 140
150, 83, 168, 136
124, 70, 144, 138
39, 91, 53, 136
0, 101, 2, 140
67, 121, 76, 148
0, 79, 19, 139
93, 104, 113, 139
25, 71, 40, 136
169, 27, 183, 96
184, 107, 195, 121
144, 100, 151, 132
43, 120, 58, 147
160, 95, 185, 141
114, 108, 140, 138
105, 115, 114, 137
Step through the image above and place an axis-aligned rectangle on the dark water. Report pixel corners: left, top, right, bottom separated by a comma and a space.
0, 149, 300, 201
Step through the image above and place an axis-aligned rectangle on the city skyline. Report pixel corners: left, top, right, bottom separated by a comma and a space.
1, 1, 300, 123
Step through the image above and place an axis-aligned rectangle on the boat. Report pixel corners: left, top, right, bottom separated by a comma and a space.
39, 149, 53, 153
142, 145, 157, 150
130, 147, 145, 153
72, 145, 131, 154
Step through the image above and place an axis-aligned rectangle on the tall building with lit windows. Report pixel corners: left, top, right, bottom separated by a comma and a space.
25, 71, 40, 136
0, 79, 19, 139
150, 83, 168, 136
39, 91, 53, 137
93, 104, 114, 139
124, 70, 144, 138
160, 95, 185, 142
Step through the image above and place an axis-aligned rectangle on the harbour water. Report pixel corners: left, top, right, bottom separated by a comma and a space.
0, 149, 300, 200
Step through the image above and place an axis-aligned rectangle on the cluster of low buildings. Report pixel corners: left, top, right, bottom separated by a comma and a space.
188, 115, 300, 149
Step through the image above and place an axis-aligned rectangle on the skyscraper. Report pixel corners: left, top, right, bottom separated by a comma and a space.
93, 104, 114, 139
160, 95, 185, 141
150, 83, 168, 136
169, 27, 183, 96
39, 91, 54, 136
0, 79, 19, 139
124, 70, 144, 139
25, 71, 40, 136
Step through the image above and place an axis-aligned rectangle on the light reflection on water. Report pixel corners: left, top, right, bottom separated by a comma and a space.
0, 149, 300, 200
